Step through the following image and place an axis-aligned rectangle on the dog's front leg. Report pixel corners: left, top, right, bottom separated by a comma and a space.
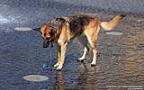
54, 46, 61, 68
56, 43, 67, 70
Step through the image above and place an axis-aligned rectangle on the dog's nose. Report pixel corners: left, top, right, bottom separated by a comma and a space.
43, 41, 49, 48
43, 45, 48, 48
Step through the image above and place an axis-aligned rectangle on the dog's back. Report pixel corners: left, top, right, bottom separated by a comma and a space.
63, 15, 100, 38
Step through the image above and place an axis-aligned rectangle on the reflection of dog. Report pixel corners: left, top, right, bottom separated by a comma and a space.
55, 71, 64, 90
34, 15, 125, 70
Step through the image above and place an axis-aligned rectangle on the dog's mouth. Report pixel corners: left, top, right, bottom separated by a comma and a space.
43, 40, 50, 48
43, 40, 53, 48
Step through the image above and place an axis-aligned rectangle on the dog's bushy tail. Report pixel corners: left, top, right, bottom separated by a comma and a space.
100, 15, 125, 31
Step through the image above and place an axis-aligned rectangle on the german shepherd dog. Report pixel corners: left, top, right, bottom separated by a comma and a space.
34, 14, 125, 70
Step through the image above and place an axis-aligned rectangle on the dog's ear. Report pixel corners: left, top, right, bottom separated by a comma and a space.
33, 27, 41, 32
54, 17, 65, 21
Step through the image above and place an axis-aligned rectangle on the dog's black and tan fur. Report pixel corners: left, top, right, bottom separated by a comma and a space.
35, 14, 125, 70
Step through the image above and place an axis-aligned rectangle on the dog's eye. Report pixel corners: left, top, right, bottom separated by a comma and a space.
44, 33, 46, 36
50, 32, 55, 36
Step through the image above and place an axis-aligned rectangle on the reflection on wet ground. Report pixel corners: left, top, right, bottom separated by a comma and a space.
0, 5, 144, 90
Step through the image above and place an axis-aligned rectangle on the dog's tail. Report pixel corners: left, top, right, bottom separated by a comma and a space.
100, 15, 125, 31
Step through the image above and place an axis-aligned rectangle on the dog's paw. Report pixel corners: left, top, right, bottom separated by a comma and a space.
56, 64, 63, 71
54, 63, 59, 68
91, 63, 96, 66
78, 57, 85, 62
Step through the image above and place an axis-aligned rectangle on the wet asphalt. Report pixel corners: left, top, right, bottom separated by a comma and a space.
0, 0, 144, 90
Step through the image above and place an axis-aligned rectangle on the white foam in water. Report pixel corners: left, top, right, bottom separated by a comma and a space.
106, 32, 123, 35
14, 27, 32, 31
23, 75, 49, 82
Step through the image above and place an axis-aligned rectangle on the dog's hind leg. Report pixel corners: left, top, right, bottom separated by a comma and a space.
78, 35, 89, 61
84, 26, 100, 66
78, 46, 89, 61
86, 36, 97, 65
91, 48, 97, 66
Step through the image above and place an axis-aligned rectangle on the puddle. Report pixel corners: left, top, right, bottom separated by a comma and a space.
106, 31, 123, 35
23, 75, 49, 82
14, 27, 32, 31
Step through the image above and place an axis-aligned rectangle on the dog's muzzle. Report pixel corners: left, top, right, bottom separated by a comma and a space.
43, 40, 50, 48
43, 39, 53, 48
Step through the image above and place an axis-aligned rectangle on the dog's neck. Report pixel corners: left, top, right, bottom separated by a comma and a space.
47, 18, 66, 43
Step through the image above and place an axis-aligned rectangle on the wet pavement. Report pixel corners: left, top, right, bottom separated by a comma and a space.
0, 0, 144, 90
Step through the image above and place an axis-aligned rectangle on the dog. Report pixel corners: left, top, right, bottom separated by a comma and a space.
34, 14, 125, 70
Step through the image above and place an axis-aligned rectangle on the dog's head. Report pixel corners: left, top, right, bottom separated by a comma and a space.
34, 24, 56, 48
34, 18, 66, 48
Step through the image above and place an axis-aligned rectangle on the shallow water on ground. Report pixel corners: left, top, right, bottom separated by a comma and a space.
0, 15, 144, 90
